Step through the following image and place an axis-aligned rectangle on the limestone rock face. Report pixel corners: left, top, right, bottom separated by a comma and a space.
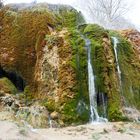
0, 6, 81, 126
0, 93, 50, 128
34, 29, 77, 124
35, 36, 60, 99
16, 104, 49, 128
1, 4, 140, 127
120, 29, 140, 59
123, 107, 140, 121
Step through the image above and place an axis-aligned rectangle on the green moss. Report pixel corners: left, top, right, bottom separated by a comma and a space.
40, 29, 89, 125
62, 98, 89, 124
68, 25, 124, 122
116, 36, 140, 109
45, 35, 59, 49
58, 29, 89, 124
24, 86, 34, 104
91, 41, 106, 93
1, 6, 140, 124
107, 31, 140, 118
70, 30, 88, 100
55, 7, 85, 29
42, 98, 56, 112
83, 25, 123, 120
108, 106, 127, 121
83, 24, 108, 41
0, 77, 17, 94
78, 24, 87, 33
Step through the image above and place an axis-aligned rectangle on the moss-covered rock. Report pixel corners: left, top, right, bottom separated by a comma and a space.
66, 29, 89, 123
115, 34, 140, 110
55, 7, 85, 29
0, 77, 17, 94
83, 24, 108, 40
79, 24, 124, 121
1, 4, 140, 126
16, 104, 49, 128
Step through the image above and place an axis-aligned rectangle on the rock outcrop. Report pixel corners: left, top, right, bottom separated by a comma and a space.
0, 3, 140, 127
120, 29, 140, 59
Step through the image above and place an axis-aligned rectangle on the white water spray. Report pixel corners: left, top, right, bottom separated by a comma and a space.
83, 37, 108, 123
85, 38, 100, 123
112, 37, 122, 86
48, 115, 52, 128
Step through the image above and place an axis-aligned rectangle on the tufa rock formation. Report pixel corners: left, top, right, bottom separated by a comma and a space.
0, 3, 140, 127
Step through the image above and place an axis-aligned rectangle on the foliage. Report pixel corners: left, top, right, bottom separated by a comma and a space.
60, 29, 89, 124
24, 86, 34, 105
83, 24, 108, 41
81, 24, 124, 120
62, 98, 89, 124
91, 40, 106, 93
116, 36, 140, 109
55, 7, 85, 29
0, 8, 56, 91
42, 98, 56, 112
45, 35, 59, 49
1, 4, 140, 125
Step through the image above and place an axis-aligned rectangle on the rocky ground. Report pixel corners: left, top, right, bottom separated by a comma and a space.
0, 121, 140, 140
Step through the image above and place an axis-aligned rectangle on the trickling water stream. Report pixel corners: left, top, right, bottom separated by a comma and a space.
112, 37, 127, 106
85, 38, 100, 122
111, 37, 122, 87
83, 37, 108, 123
48, 115, 52, 128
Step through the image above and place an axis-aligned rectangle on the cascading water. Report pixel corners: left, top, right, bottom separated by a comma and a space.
112, 37, 122, 87
81, 35, 108, 123
85, 38, 100, 122
112, 37, 127, 106
48, 115, 52, 128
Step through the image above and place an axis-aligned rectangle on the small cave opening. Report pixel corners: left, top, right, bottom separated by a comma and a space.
0, 66, 25, 92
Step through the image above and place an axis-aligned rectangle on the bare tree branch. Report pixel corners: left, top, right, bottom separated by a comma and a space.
81, 0, 131, 28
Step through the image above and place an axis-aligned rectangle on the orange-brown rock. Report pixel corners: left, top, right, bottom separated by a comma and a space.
119, 29, 140, 59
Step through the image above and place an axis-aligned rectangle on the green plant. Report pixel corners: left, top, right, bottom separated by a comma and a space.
45, 35, 59, 48
24, 86, 34, 105
84, 24, 108, 41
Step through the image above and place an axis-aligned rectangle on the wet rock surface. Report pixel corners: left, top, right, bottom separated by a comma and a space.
120, 29, 140, 59
0, 92, 50, 128
123, 107, 140, 122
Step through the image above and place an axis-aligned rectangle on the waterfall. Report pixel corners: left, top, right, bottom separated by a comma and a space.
112, 37, 127, 106
81, 36, 108, 123
84, 38, 99, 122
112, 37, 122, 87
